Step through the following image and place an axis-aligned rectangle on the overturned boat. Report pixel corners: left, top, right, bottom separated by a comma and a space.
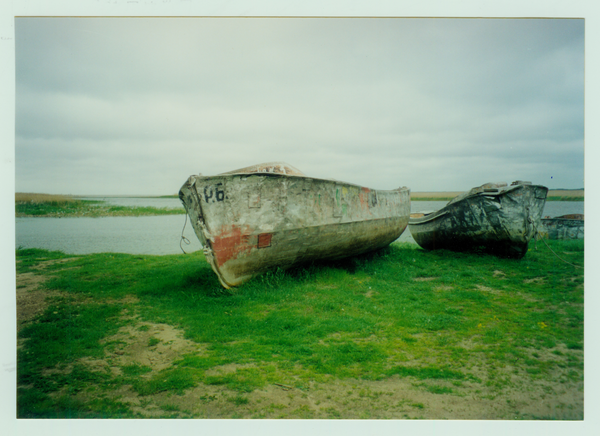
180, 162, 410, 288
539, 214, 584, 240
408, 181, 548, 258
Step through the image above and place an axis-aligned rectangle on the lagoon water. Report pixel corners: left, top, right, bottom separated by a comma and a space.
15, 198, 583, 255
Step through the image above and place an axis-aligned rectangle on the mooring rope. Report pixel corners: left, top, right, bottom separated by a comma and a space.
535, 230, 583, 269
180, 213, 191, 254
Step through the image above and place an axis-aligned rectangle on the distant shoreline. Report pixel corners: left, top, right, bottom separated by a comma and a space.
411, 189, 584, 201
16, 190, 584, 201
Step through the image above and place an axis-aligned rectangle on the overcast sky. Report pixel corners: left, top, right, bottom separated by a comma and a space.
14, 17, 584, 195
3, 4, 600, 434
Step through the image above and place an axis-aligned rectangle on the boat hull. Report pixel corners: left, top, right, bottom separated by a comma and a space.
408, 183, 548, 258
539, 215, 584, 240
180, 166, 410, 288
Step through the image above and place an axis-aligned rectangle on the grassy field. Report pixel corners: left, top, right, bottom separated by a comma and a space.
16, 239, 584, 419
15, 193, 184, 217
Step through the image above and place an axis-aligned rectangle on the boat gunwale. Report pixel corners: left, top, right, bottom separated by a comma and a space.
188, 171, 410, 195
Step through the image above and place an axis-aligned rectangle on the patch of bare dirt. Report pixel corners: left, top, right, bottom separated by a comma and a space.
30, 257, 80, 269
476, 284, 504, 296
43, 315, 585, 420
204, 363, 257, 377
52, 320, 208, 415
16, 258, 82, 324
516, 292, 541, 303
93, 321, 206, 376
107, 369, 582, 419
16, 262, 74, 333
75, 322, 583, 420
434, 285, 453, 291
524, 277, 546, 284
16, 272, 53, 330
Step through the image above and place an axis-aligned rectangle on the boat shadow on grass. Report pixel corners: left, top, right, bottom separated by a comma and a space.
180, 245, 400, 298
241, 248, 405, 293
176, 239, 575, 299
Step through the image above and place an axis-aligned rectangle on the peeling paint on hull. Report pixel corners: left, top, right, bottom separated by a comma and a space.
539, 215, 584, 240
179, 162, 410, 288
408, 182, 548, 259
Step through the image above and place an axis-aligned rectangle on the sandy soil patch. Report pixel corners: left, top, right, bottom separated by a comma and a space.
434, 285, 453, 291
476, 284, 505, 296
15, 258, 79, 332
96, 321, 206, 375
102, 368, 582, 419
413, 277, 438, 282
524, 277, 546, 284
16, 272, 54, 331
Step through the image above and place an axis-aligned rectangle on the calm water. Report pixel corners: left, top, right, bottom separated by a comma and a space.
15, 199, 583, 255
16, 215, 202, 255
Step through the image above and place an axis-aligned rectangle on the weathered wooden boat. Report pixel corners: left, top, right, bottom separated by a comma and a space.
539, 214, 584, 240
408, 181, 548, 258
179, 162, 410, 288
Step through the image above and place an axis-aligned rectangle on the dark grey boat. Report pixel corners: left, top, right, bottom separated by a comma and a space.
408, 181, 548, 258
539, 214, 584, 240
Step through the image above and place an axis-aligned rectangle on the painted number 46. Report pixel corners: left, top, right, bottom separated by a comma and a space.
204, 183, 226, 203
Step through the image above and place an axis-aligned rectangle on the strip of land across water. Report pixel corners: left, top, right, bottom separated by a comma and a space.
411, 189, 584, 201
14, 189, 584, 218
14, 193, 184, 218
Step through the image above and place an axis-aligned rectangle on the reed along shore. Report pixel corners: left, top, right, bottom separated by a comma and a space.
15, 193, 184, 217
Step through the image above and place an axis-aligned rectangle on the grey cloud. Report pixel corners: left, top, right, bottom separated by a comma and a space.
15, 17, 584, 195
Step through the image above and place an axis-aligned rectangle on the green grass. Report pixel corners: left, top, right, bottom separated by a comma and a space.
16, 239, 584, 418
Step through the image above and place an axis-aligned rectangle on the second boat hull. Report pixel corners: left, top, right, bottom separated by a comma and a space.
408, 182, 548, 259
539, 215, 584, 240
